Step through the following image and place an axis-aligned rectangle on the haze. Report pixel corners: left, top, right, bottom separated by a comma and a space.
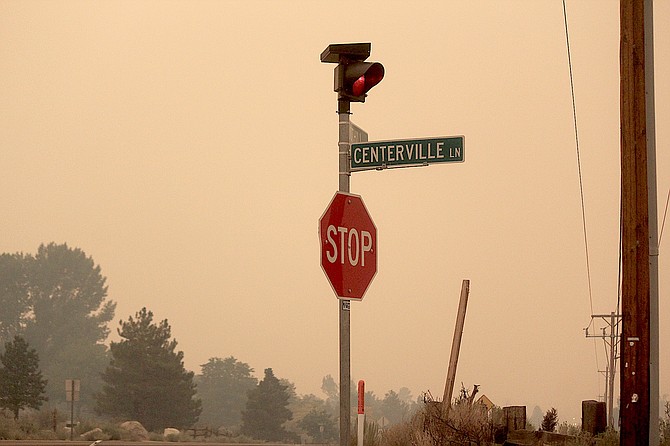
1, 1, 669, 423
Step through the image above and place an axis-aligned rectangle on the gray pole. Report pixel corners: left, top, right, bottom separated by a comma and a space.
644, 1, 659, 444
338, 101, 351, 194
338, 99, 351, 446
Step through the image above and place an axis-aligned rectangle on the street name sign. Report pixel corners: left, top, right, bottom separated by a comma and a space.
350, 135, 464, 171
349, 121, 368, 143
319, 192, 377, 300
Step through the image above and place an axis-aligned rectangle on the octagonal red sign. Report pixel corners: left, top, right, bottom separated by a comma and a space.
319, 192, 377, 300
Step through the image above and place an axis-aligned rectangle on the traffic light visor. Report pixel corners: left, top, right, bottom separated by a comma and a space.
349, 62, 384, 97
336, 61, 384, 102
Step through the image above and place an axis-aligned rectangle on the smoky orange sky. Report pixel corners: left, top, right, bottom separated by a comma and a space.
1, 0, 669, 423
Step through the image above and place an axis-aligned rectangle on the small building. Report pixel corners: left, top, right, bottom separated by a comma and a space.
475, 394, 495, 411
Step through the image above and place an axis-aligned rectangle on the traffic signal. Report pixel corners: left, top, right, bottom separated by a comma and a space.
335, 61, 384, 102
321, 43, 384, 104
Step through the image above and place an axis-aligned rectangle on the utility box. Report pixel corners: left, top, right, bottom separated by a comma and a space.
582, 400, 607, 435
503, 406, 526, 432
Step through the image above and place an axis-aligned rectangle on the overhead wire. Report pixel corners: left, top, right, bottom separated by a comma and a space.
659, 187, 670, 245
562, 0, 595, 317
562, 0, 601, 391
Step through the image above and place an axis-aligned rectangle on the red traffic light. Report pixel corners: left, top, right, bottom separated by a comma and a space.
336, 61, 384, 102
350, 63, 384, 96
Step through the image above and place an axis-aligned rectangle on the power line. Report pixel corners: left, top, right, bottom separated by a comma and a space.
659, 187, 670, 245
562, 0, 607, 401
562, 0, 594, 316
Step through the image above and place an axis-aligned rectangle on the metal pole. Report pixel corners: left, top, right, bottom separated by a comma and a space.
338, 99, 351, 446
338, 101, 351, 194
442, 279, 470, 418
644, 2, 659, 444
608, 312, 616, 428
70, 380, 74, 441
586, 313, 622, 428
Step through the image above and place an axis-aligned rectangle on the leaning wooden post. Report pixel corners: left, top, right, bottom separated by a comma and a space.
442, 279, 470, 418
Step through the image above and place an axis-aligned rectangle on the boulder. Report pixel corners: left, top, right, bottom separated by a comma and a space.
80, 427, 104, 440
163, 428, 180, 438
119, 421, 149, 440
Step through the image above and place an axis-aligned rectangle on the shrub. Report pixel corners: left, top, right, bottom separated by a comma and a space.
661, 401, 670, 446
0, 414, 22, 440
103, 425, 122, 441
349, 419, 382, 446
378, 396, 495, 446
381, 413, 421, 446
598, 428, 620, 446
567, 423, 581, 436
148, 432, 164, 441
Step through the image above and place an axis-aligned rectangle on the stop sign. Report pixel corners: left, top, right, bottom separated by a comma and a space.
319, 192, 377, 300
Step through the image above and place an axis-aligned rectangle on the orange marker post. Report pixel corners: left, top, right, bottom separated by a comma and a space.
357, 380, 365, 446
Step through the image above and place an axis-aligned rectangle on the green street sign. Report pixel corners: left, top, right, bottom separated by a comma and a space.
350, 136, 464, 171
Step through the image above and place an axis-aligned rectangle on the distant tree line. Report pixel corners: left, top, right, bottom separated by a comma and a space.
0, 243, 115, 407
0, 242, 419, 442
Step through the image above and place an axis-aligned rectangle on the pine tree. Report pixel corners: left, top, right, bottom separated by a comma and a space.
380, 389, 410, 424
95, 308, 201, 431
541, 407, 558, 432
0, 336, 48, 419
241, 368, 292, 441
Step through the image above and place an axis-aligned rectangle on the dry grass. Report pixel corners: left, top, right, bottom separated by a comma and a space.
379, 400, 498, 446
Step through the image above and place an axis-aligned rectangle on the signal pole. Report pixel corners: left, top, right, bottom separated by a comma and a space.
338, 100, 352, 446
321, 43, 384, 446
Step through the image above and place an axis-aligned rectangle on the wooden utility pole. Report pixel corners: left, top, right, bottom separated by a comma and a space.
619, 0, 651, 443
442, 279, 470, 418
